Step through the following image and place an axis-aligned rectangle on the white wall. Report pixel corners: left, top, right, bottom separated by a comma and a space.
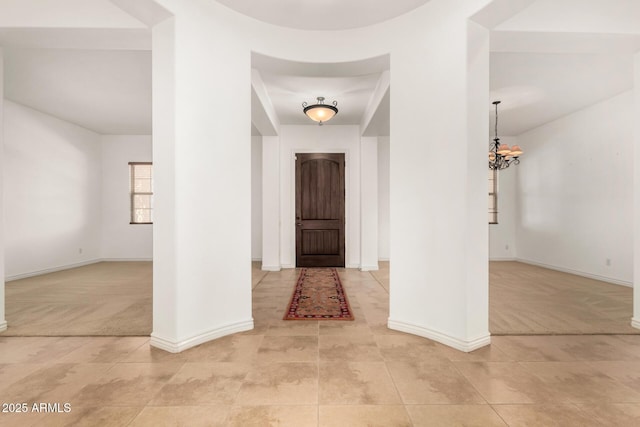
360, 136, 378, 270
378, 136, 390, 261
633, 52, 640, 327
101, 135, 153, 260
251, 135, 262, 260
489, 136, 517, 260
0, 50, 6, 330
278, 125, 361, 268
516, 91, 633, 285
261, 136, 280, 271
151, 3, 254, 352
4, 100, 102, 279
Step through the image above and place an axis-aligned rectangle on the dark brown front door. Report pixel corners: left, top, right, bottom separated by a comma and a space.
295, 153, 345, 267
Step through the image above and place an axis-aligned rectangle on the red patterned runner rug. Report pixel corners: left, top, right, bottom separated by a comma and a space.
284, 268, 354, 320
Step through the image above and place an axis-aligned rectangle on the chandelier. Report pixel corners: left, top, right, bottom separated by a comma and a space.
302, 97, 338, 125
489, 101, 523, 170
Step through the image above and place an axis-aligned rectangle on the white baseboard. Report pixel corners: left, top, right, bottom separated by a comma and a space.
0, 320, 7, 332
360, 265, 379, 272
101, 258, 153, 262
378, 258, 390, 262
251, 258, 262, 262
388, 318, 491, 353
516, 258, 632, 288
6, 259, 103, 282
261, 265, 282, 272
632, 318, 640, 330
489, 257, 517, 262
150, 319, 254, 353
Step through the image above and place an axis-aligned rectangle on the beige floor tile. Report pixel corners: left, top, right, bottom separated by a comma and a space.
1, 363, 114, 404
492, 403, 602, 427
19, 406, 143, 427
550, 335, 640, 361
318, 320, 371, 336
490, 336, 577, 362
227, 405, 318, 427
520, 361, 640, 403
149, 362, 250, 405
73, 363, 183, 406
375, 334, 447, 362
129, 406, 230, 427
236, 362, 318, 405
587, 361, 640, 394
0, 337, 87, 363
183, 335, 263, 363
57, 337, 149, 363
575, 403, 640, 426
454, 362, 559, 404
257, 336, 318, 364
435, 342, 512, 362
319, 362, 401, 404
406, 405, 508, 427
0, 363, 47, 393
266, 321, 319, 336
387, 360, 486, 404
123, 342, 190, 363
0, 410, 48, 427
319, 405, 411, 427
319, 334, 382, 362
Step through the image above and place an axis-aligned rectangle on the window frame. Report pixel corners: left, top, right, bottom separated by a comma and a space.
129, 162, 153, 225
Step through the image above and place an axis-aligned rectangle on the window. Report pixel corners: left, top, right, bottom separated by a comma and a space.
489, 169, 498, 224
129, 162, 153, 224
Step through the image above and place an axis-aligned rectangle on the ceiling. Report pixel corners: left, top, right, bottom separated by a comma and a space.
0, 0, 638, 137
251, 0, 639, 136
3, 48, 151, 135
253, 53, 390, 128
213, 0, 432, 31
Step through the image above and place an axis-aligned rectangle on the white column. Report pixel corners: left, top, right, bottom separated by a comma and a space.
151, 17, 178, 347
0, 48, 6, 332
150, 8, 254, 353
387, 17, 491, 352
464, 20, 490, 341
262, 136, 281, 271
633, 52, 640, 329
360, 137, 379, 271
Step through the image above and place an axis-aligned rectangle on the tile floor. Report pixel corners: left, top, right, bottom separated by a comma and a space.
1, 268, 640, 426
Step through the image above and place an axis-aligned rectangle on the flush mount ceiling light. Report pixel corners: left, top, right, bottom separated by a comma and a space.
302, 96, 338, 125
489, 101, 523, 170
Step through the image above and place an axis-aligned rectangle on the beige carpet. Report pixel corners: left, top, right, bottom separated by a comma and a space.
489, 261, 638, 335
371, 260, 636, 335
3, 262, 152, 336
3, 259, 637, 336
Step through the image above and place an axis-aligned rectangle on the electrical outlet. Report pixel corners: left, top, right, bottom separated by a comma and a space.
79, 248, 83, 254
505, 244, 509, 250
606, 258, 611, 266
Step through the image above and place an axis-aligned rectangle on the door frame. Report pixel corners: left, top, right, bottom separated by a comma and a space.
289, 148, 351, 268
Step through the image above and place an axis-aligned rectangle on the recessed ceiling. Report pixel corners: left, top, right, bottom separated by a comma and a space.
214, 0, 432, 30
490, 52, 633, 135
252, 53, 390, 128
486, 0, 640, 135
3, 48, 151, 135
